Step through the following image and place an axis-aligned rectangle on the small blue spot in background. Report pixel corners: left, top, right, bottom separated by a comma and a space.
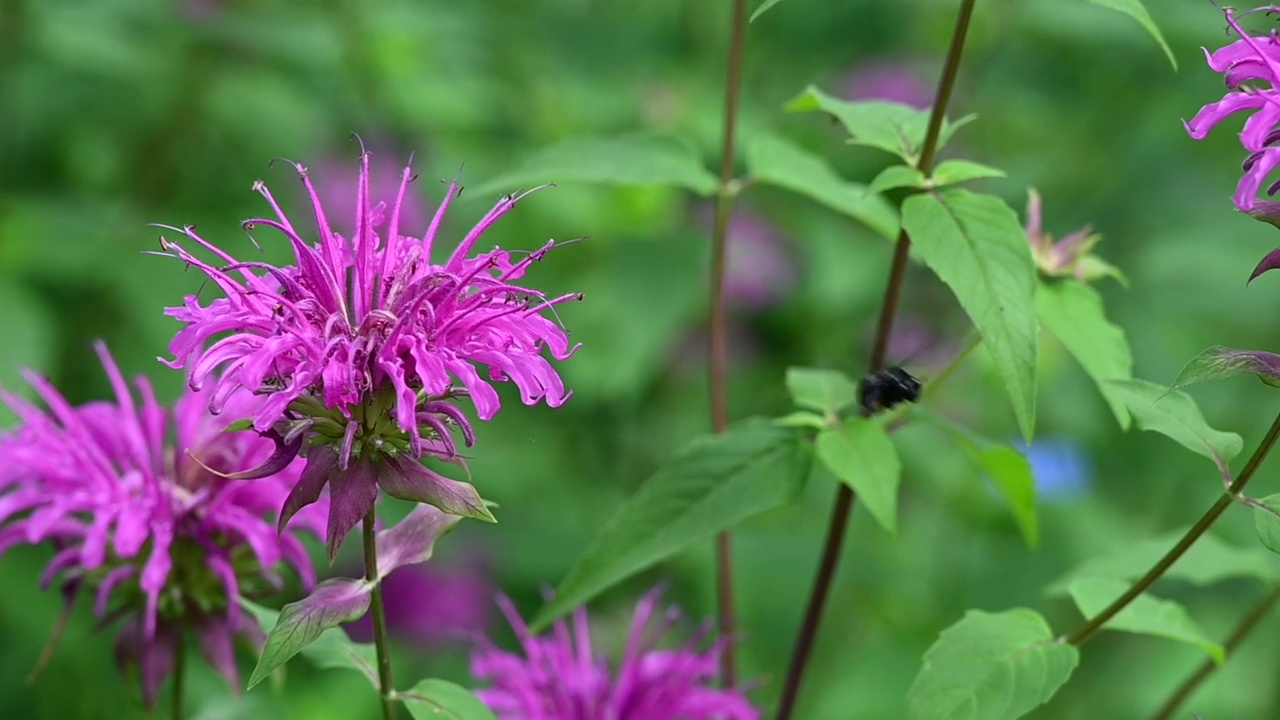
1014, 437, 1092, 502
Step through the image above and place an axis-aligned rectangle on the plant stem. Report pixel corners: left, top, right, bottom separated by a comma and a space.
1066, 408, 1280, 646
709, 0, 748, 688
774, 2, 977, 717
171, 630, 185, 720
363, 510, 398, 720
1149, 581, 1280, 720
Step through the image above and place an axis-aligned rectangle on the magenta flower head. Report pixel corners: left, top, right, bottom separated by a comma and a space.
1186, 6, 1280, 220
0, 342, 326, 706
154, 147, 582, 559
471, 587, 759, 720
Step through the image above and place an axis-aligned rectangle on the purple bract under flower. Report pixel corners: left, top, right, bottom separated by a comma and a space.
1186, 6, 1280, 215
154, 149, 581, 557
0, 342, 325, 705
471, 587, 758, 720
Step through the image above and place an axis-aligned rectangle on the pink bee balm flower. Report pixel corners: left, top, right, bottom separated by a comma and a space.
471, 587, 759, 720
1186, 6, 1280, 215
154, 148, 581, 558
0, 342, 326, 706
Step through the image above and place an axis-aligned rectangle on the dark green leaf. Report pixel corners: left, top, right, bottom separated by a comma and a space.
746, 133, 898, 238
1087, 0, 1176, 69
1253, 494, 1280, 555
816, 418, 901, 533
905, 608, 1078, 720
1067, 577, 1224, 663
1036, 279, 1133, 428
785, 86, 972, 163
785, 367, 860, 416
1103, 379, 1242, 473
399, 679, 497, 720
247, 578, 374, 689
902, 190, 1038, 440
1171, 346, 1280, 392
866, 165, 926, 195
467, 134, 717, 197
531, 422, 812, 630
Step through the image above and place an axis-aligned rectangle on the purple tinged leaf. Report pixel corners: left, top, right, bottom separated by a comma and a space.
278, 445, 338, 534
246, 577, 373, 689
326, 455, 380, 562
380, 456, 496, 523
212, 428, 304, 480
1171, 346, 1280, 391
375, 505, 462, 580
1249, 245, 1280, 284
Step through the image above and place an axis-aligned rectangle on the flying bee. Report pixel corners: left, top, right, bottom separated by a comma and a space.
859, 366, 922, 416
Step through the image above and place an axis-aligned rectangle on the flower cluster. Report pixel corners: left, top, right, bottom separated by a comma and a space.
471, 587, 758, 720
0, 342, 326, 705
1023, 189, 1122, 284
155, 150, 581, 556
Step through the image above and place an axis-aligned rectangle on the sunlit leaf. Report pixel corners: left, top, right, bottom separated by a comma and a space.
903, 190, 1038, 440
816, 418, 901, 534
399, 679, 497, 720
906, 608, 1078, 720
930, 159, 1006, 187
1036, 279, 1134, 428
1067, 577, 1224, 663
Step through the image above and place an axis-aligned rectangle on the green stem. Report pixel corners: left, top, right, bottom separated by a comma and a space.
774, 2, 978, 718
363, 510, 398, 720
1149, 581, 1280, 720
171, 630, 185, 720
1066, 408, 1280, 646
709, 0, 749, 688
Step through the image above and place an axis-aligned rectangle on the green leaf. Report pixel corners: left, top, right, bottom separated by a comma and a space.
931, 159, 1006, 187
1171, 346, 1280, 392
1087, 0, 1176, 69
1067, 577, 1224, 663
1103, 379, 1242, 473
785, 367, 860, 416
746, 133, 898, 238
774, 410, 828, 430
1036, 279, 1134, 428
247, 578, 374, 689
399, 679, 497, 720
906, 608, 1078, 720
785, 86, 972, 163
816, 418, 902, 533
240, 600, 378, 688
902, 190, 1039, 440
866, 165, 926, 196
531, 422, 812, 630
1252, 494, 1280, 555
749, 0, 786, 22
467, 134, 717, 197
1047, 532, 1275, 594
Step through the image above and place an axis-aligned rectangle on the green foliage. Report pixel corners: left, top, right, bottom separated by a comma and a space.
242, 600, 378, 689
816, 418, 902, 533
905, 609, 1078, 720
1171, 346, 1280, 391
930, 160, 1006, 186
247, 579, 375, 689
1036, 279, 1134, 428
1253, 495, 1280, 556
902, 190, 1039, 441
1047, 532, 1275, 593
866, 165, 927, 196
786, 86, 973, 164
1086, 0, 1176, 69
531, 421, 813, 630
399, 680, 497, 720
1067, 577, 1225, 662
749, 0, 787, 23
1103, 380, 1243, 472
784, 366, 860, 417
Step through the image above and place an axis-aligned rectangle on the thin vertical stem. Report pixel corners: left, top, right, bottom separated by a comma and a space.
363, 510, 398, 720
171, 631, 185, 720
710, 0, 749, 688
774, 2, 978, 717
1150, 582, 1280, 720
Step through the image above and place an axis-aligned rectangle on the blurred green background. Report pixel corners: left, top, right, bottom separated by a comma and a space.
5, 0, 1280, 718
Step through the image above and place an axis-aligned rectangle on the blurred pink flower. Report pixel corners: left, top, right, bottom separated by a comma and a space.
699, 208, 797, 309
471, 587, 758, 720
345, 550, 493, 646
840, 57, 934, 108
0, 342, 325, 705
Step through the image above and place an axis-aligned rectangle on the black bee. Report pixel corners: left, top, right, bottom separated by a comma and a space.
859, 366, 922, 415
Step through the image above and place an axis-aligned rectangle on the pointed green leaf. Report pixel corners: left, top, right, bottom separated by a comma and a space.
902, 190, 1038, 440
785, 367, 860, 416
531, 422, 812, 630
1171, 346, 1280, 392
1103, 379, 1242, 473
774, 410, 829, 430
906, 608, 1078, 720
1068, 577, 1224, 663
241, 600, 378, 688
1047, 531, 1274, 594
468, 134, 717, 197
931, 159, 1006, 187
867, 165, 926, 196
399, 679, 497, 720
816, 418, 901, 534
746, 133, 898, 238
749, 0, 786, 22
1036, 279, 1133, 428
1087, 0, 1176, 69
246, 578, 374, 689
1252, 494, 1280, 555
786, 85, 972, 163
